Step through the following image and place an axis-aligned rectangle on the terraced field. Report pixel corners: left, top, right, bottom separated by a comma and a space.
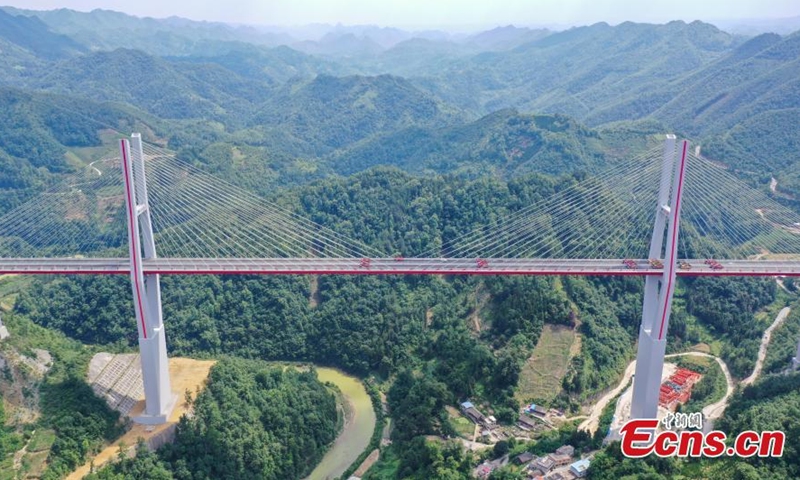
516, 324, 578, 404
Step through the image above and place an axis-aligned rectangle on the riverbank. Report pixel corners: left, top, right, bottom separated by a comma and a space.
306, 367, 377, 480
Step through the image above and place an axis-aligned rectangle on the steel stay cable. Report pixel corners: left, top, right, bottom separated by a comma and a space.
433, 150, 664, 258
426, 148, 664, 258
432, 147, 664, 258
141, 144, 384, 258
144, 152, 374, 258
143, 163, 256, 258
498, 175, 658, 259
0, 171, 121, 251
146, 159, 353, 258
144, 156, 332, 257
466, 170, 659, 259
684, 159, 800, 254
141, 147, 357, 257
0, 165, 124, 256
484, 159, 662, 259
145, 163, 309, 259
446, 160, 660, 259
683, 163, 778, 247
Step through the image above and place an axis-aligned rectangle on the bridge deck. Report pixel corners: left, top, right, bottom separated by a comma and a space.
0, 258, 798, 276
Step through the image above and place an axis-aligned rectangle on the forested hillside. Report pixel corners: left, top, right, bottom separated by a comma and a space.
3, 9, 799, 192
0, 9, 84, 60
0, 6, 798, 480
34, 49, 273, 123
0, 87, 149, 209
590, 373, 800, 479
247, 74, 467, 156
12, 168, 783, 478
326, 110, 607, 176
84, 359, 338, 480
410, 21, 739, 117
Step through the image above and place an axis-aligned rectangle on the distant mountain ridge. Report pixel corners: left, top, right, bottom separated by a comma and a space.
248, 74, 468, 156
413, 20, 742, 117
466, 25, 551, 50
327, 109, 607, 177
31, 48, 272, 123
0, 6, 555, 58
0, 6, 292, 55
0, 7, 799, 193
0, 8, 84, 59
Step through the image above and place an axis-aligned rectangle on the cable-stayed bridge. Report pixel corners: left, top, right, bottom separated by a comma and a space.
2, 134, 800, 425
0, 258, 798, 276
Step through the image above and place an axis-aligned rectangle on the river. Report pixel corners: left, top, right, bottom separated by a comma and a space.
306, 367, 377, 480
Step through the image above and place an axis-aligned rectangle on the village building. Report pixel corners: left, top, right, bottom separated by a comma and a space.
514, 452, 535, 465
524, 402, 548, 418
658, 368, 702, 411
548, 452, 572, 468
555, 445, 574, 457
460, 401, 487, 425
544, 472, 570, 480
475, 462, 495, 478
570, 459, 591, 478
533, 456, 555, 473
517, 413, 539, 431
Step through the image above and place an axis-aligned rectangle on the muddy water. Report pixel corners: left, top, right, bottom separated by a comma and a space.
306, 367, 376, 480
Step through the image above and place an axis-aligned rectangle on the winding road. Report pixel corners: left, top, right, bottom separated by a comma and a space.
578, 361, 637, 434
665, 352, 733, 422
742, 307, 791, 386
88, 160, 103, 176
581, 306, 791, 435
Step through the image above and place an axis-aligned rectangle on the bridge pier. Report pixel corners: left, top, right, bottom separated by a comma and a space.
630, 135, 689, 420
120, 134, 175, 424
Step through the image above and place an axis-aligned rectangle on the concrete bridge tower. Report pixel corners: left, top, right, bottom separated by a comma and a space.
630, 135, 689, 419
120, 134, 175, 424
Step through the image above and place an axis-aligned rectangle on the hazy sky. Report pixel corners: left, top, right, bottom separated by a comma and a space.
5, 0, 800, 28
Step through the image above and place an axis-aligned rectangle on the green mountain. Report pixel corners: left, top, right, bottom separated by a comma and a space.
394, 21, 800, 194
592, 31, 800, 134
0, 36, 44, 84
354, 38, 475, 76
0, 8, 84, 60
247, 74, 467, 155
327, 109, 609, 177
0, 86, 173, 211
34, 48, 273, 123
1, 7, 292, 56
465, 25, 551, 51
0, 8, 84, 85
651, 32, 800, 192
413, 21, 740, 117
170, 44, 347, 84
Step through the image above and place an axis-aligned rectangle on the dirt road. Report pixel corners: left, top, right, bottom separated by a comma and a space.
742, 307, 791, 386
578, 361, 638, 434
665, 352, 734, 422
583, 306, 791, 437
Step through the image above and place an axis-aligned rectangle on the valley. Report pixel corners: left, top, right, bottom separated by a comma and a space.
0, 4, 798, 480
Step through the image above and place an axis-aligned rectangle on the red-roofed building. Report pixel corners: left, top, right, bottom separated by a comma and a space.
659, 368, 702, 411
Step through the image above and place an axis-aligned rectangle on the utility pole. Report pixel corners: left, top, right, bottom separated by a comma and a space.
120, 134, 175, 424
630, 135, 689, 420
